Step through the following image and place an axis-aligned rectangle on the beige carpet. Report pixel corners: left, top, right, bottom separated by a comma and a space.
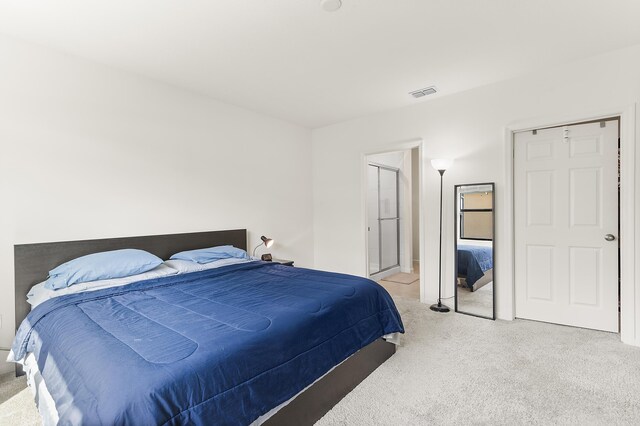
2, 297, 640, 425
0, 373, 39, 426
381, 272, 419, 285
317, 297, 640, 425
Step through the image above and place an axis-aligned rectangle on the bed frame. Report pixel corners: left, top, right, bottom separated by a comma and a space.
13, 229, 396, 424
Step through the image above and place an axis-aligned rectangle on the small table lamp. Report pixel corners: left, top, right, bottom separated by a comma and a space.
252, 235, 274, 257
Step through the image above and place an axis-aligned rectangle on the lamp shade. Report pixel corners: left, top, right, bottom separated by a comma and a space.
261, 236, 274, 248
431, 159, 453, 171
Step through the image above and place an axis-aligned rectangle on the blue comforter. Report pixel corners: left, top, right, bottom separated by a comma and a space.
457, 245, 493, 287
12, 262, 403, 425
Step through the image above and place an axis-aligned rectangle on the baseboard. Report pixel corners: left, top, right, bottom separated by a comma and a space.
620, 332, 640, 347
370, 266, 400, 281
0, 357, 13, 375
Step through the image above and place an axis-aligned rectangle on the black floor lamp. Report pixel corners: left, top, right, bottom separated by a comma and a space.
430, 158, 453, 313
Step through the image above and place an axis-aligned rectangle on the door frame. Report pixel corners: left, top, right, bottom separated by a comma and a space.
362, 138, 425, 302
503, 104, 638, 345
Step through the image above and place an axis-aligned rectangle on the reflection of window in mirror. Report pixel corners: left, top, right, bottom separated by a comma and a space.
460, 191, 493, 240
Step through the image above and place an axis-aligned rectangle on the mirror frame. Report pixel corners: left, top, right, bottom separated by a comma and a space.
454, 182, 496, 320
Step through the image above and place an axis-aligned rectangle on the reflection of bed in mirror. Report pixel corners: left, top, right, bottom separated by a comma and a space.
456, 244, 493, 292
454, 182, 495, 320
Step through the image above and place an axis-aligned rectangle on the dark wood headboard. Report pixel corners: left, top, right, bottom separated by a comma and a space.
14, 229, 247, 336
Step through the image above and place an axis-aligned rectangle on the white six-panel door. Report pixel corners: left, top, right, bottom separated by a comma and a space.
514, 120, 619, 332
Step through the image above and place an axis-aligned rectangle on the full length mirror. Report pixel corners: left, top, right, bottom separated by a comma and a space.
454, 183, 495, 319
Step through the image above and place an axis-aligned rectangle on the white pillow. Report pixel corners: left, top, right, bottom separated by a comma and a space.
27, 263, 178, 309
164, 257, 254, 274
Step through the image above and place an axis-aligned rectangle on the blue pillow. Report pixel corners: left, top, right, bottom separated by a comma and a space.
169, 245, 250, 264
45, 249, 163, 290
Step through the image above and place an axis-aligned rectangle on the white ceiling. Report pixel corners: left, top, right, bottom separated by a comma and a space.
1, 0, 639, 128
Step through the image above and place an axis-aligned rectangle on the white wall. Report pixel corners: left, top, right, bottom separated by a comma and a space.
0, 35, 313, 372
312, 44, 640, 321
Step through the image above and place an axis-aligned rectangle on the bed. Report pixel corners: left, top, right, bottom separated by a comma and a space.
10, 229, 403, 425
456, 244, 493, 292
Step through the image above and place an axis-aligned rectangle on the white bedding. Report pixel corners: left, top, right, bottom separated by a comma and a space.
26, 263, 179, 309
23, 353, 58, 426
163, 257, 254, 273
26, 258, 256, 309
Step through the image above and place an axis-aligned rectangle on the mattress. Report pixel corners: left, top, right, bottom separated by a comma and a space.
23, 353, 58, 426
12, 261, 403, 425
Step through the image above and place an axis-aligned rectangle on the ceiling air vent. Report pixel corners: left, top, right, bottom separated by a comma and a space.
409, 86, 437, 98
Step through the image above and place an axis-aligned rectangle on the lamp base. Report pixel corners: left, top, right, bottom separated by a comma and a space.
430, 302, 450, 313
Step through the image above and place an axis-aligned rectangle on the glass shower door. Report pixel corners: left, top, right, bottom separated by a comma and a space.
379, 167, 399, 270
368, 165, 381, 274
368, 164, 400, 275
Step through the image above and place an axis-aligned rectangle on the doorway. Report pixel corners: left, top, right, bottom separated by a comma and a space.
366, 148, 421, 300
513, 118, 619, 332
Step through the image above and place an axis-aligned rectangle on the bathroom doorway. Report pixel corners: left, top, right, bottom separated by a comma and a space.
366, 148, 421, 300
